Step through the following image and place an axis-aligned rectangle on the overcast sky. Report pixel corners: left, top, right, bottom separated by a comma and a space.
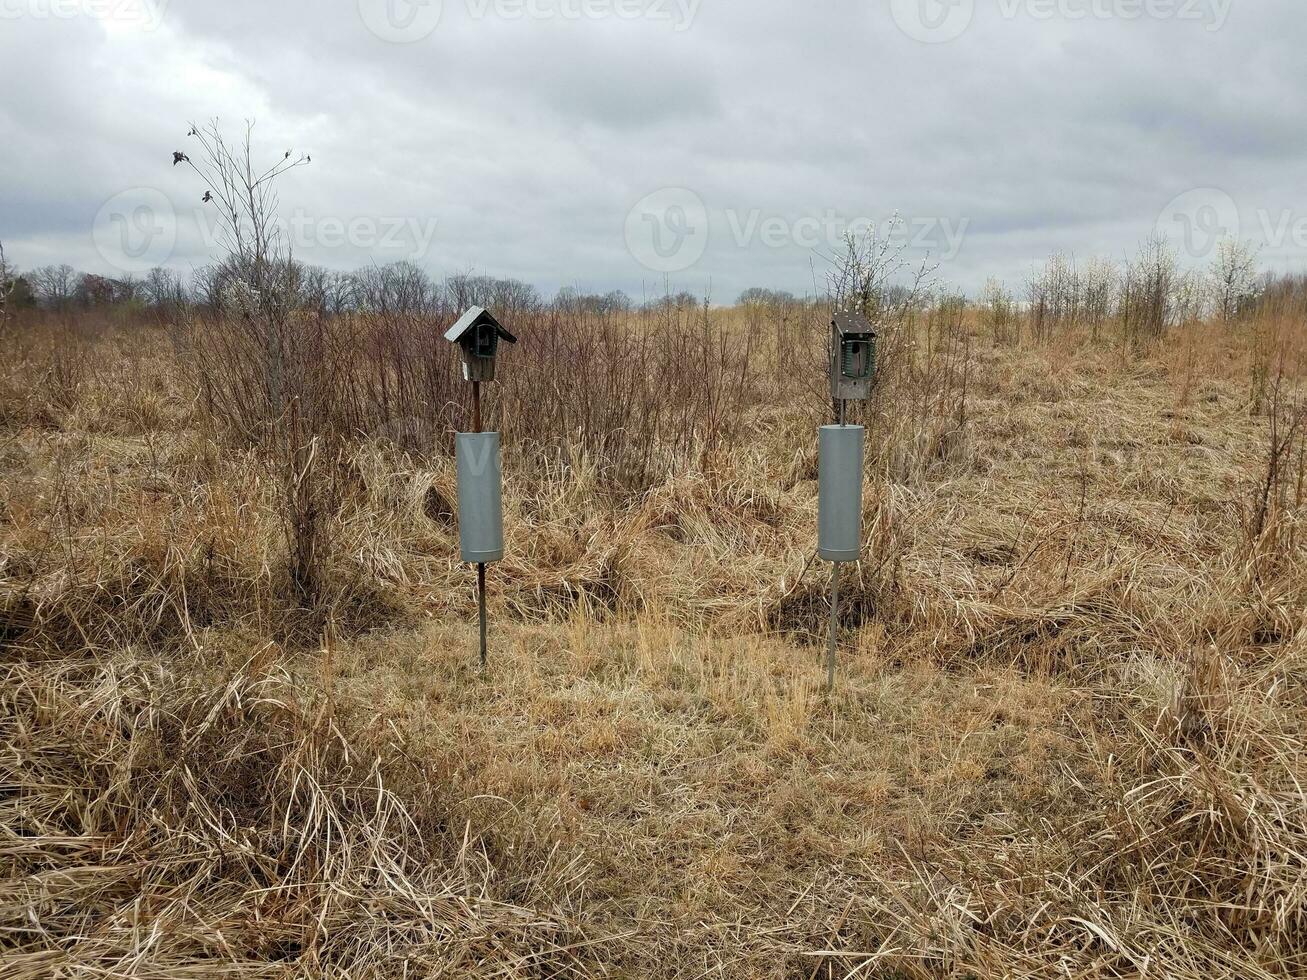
2, 0, 1304, 301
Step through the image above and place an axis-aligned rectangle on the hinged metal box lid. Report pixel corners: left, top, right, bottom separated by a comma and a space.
831, 310, 876, 338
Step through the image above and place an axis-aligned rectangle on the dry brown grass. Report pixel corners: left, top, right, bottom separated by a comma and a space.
2, 300, 1306, 977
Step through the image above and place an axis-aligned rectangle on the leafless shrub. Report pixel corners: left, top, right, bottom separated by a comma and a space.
0, 241, 14, 333
354, 259, 439, 315
1119, 237, 1178, 345
1256, 271, 1307, 322
339, 273, 761, 490
447, 271, 542, 320
1081, 255, 1118, 340
178, 119, 310, 422
1210, 238, 1262, 323
29, 263, 76, 312
45, 332, 93, 414
1026, 251, 1082, 343
900, 292, 973, 477
1243, 355, 1306, 559
139, 265, 189, 323
1172, 265, 1210, 326
979, 277, 1018, 345
739, 287, 806, 392
177, 120, 340, 610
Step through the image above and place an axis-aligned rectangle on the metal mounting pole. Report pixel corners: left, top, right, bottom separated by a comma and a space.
471, 378, 487, 672
827, 395, 846, 693
477, 561, 488, 671
827, 561, 840, 693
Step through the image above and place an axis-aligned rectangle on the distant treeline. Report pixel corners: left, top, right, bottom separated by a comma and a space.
0, 256, 827, 319
5, 242, 1306, 333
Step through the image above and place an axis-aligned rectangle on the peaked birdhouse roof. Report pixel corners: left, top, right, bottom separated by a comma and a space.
831, 310, 875, 336
444, 306, 518, 345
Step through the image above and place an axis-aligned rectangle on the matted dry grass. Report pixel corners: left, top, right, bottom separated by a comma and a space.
2, 309, 1305, 977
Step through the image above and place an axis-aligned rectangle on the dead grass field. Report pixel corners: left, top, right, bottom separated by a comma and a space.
2, 304, 1306, 977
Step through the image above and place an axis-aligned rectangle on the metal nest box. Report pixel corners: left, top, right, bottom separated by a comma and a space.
830, 310, 877, 402
445, 306, 518, 383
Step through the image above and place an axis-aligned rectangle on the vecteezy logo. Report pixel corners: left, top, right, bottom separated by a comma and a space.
92, 188, 176, 273
0, 0, 172, 30
357, 0, 442, 42
624, 187, 709, 274
890, 0, 975, 43
1155, 187, 1240, 260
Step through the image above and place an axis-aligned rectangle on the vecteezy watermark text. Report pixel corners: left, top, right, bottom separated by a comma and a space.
92, 189, 440, 274
93, 188, 177, 273
891, 0, 1233, 44
249, 210, 441, 256
0, 0, 169, 29
624, 188, 969, 274
1157, 187, 1307, 260
464, 0, 698, 27
357, 0, 699, 43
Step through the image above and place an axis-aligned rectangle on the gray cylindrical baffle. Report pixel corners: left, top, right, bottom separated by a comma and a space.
818, 424, 865, 562
456, 431, 504, 563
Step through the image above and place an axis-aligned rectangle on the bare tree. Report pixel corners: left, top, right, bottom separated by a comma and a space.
0, 242, 13, 330
826, 216, 935, 328
31, 264, 77, 310
1081, 256, 1118, 340
177, 121, 337, 610
1119, 238, 1178, 344
356, 261, 435, 315
115, 273, 143, 304
177, 119, 310, 419
1025, 252, 1083, 343
73, 273, 120, 307
142, 266, 182, 307
322, 270, 359, 315
979, 277, 1017, 345
1210, 238, 1261, 324
294, 263, 333, 316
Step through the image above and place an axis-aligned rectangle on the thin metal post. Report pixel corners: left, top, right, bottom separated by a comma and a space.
827, 560, 840, 693
828, 395, 846, 693
471, 378, 487, 671
477, 561, 488, 671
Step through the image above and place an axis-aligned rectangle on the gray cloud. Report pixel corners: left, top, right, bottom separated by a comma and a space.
1, 0, 1304, 300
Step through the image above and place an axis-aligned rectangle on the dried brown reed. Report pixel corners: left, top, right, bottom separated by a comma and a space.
2, 276, 1306, 977
1, 646, 604, 977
